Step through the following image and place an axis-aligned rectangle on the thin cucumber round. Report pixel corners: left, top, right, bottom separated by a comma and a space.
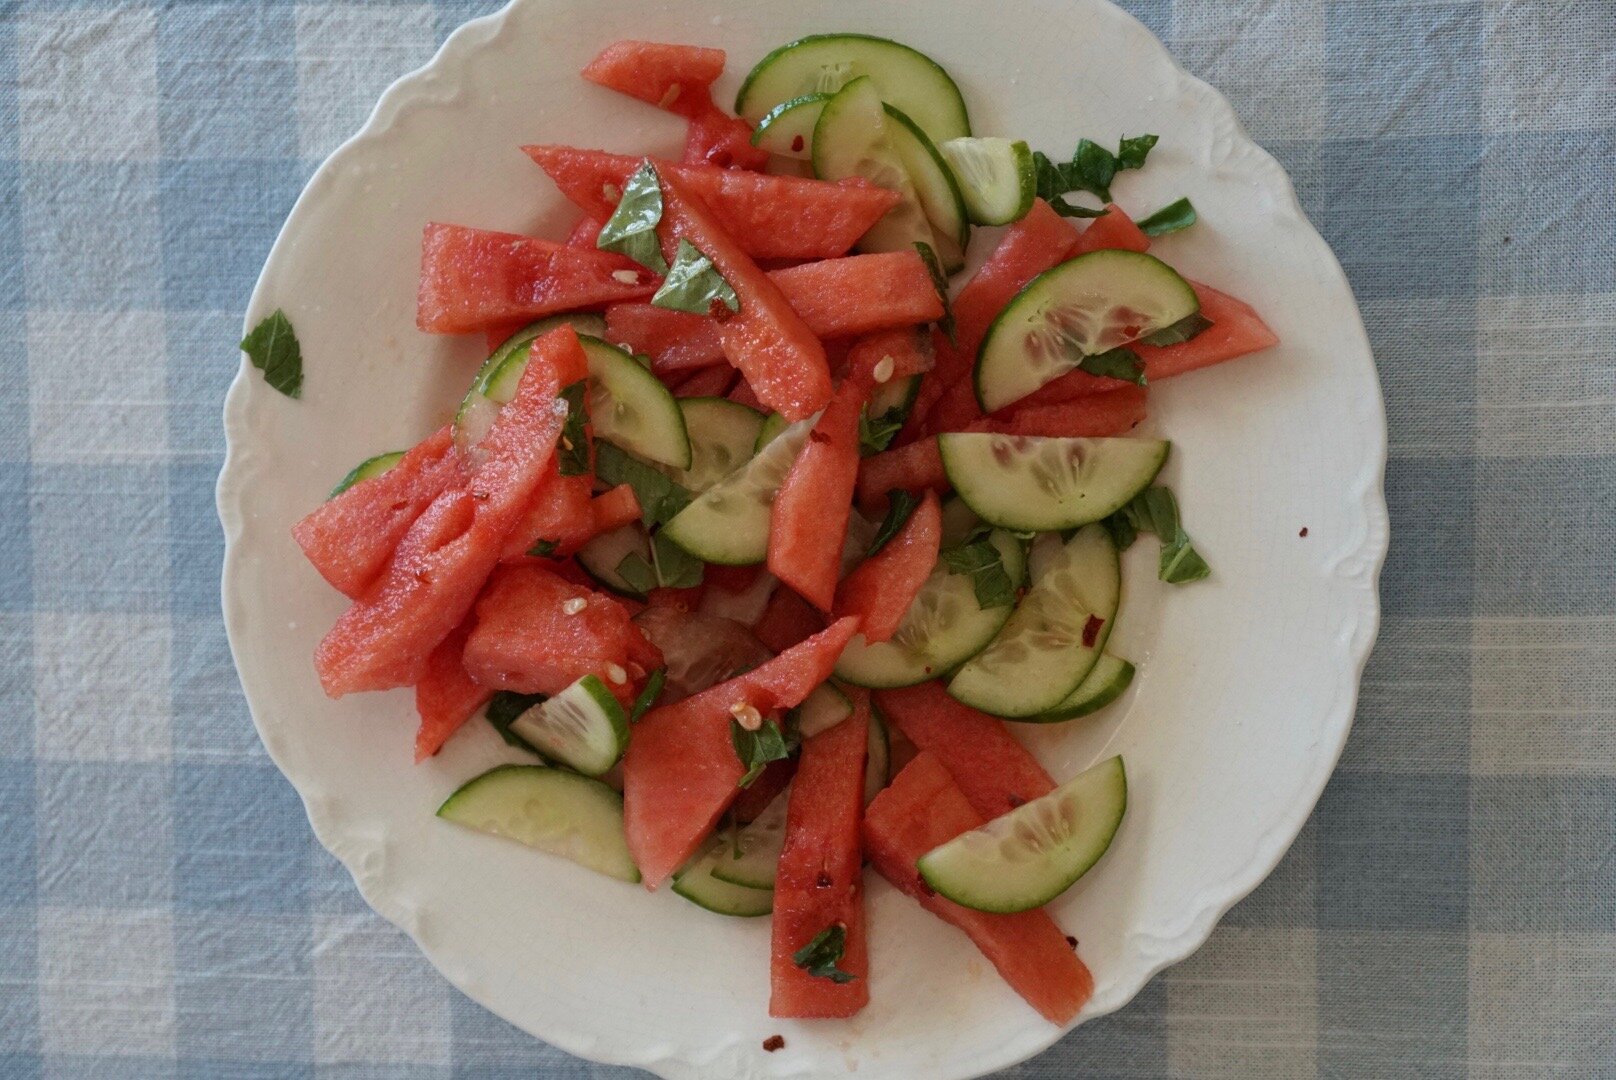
673, 838, 774, 916
660, 415, 813, 565
883, 104, 969, 271
736, 33, 971, 142
792, 682, 853, 739
754, 412, 789, 453
576, 524, 653, 599
975, 249, 1199, 412
948, 527, 1120, 717
834, 529, 1026, 688
508, 675, 630, 776
454, 314, 606, 457
1027, 653, 1136, 723
661, 397, 766, 493
918, 756, 1126, 913
329, 451, 403, 498
939, 137, 1036, 226
939, 433, 1169, 532
436, 765, 640, 883
812, 77, 939, 260
582, 338, 691, 468
864, 705, 890, 805
710, 791, 790, 890
751, 93, 829, 158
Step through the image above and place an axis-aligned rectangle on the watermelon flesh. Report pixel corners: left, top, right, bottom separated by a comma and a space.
589, 483, 642, 535
671, 364, 736, 398
873, 682, 1054, 818
523, 146, 898, 261
630, 606, 773, 705
499, 463, 597, 561
864, 752, 1092, 1025
753, 585, 827, 654
313, 329, 581, 695
462, 564, 661, 706
622, 616, 860, 888
682, 98, 772, 171
293, 425, 460, 600
855, 438, 947, 506
845, 327, 934, 387
657, 170, 831, 422
976, 386, 1147, 438
564, 216, 606, 249
732, 756, 796, 823
416, 224, 656, 335
835, 489, 941, 642
413, 620, 490, 762
1070, 203, 1151, 256
581, 41, 725, 115
771, 695, 871, 1018
1136, 280, 1279, 380
606, 303, 726, 375
768, 376, 866, 611
770, 252, 944, 340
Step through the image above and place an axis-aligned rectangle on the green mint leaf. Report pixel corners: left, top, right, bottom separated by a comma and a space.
1139, 311, 1212, 347
526, 538, 559, 559
240, 309, 304, 398
1136, 196, 1197, 237
614, 551, 658, 596
1070, 138, 1118, 202
1160, 528, 1211, 583
651, 531, 705, 590
869, 490, 920, 556
485, 692, 546, 754
1049, 198, 1110, 219
1032, 151, 1109, 218
629, 669, 665, 722
940, 537, 1017, 609
792, 925, 856, 984
595, 160, 668, 274
1102, 513, 1138, 551
595, 442, 693, 526
1115, 134, 1159, 171
731, 716, 795, 788
556, 380, 591, 476
652, 239, 739, 316
1105, 486, 1211, 584
858, 406, 905, 456
912, 241, 957, 346
1078, 347, 1147, 385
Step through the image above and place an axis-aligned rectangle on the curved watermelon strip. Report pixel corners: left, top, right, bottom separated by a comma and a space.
771, 694, 871, 1019
416, 224, 656, 335
622, 616, 860, 889
845, 327, 935, 387
605, 303, 726, 374
581, 40, 726, 117
769, 377, 866, 611
1136, 281, 1279, 380
314, 330, 583, 696
872, 682, 1054, 818
589, 484, 642, 535
564, 216, 606, 249
753, 585, 827, 654
1069, 203, 1151, 256
413, 620, 491, 763
524, 146, 899, 261
834, 489, 941, 643
293, 425, 460, 600
864, 751, 1092, 1025
855, 438, 947, 507
500, 463, 597, 561
657, 170, 831, 422
973, 386, 1147, 439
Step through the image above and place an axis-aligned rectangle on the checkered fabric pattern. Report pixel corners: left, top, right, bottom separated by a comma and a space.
0, 1, 1611, 1076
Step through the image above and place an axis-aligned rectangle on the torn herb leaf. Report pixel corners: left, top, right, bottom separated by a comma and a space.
652, 239, 739, 316
1136, 197, 1197, 238
651, 531, 704, 589
595, 160, 669, 274
731, 716, 796, 788
614, 551, 658, 596
940, 535, 1017, 608
1139, 311, 1212, 347
869, 490, 920, 556
858, 405, 905, 456
594, 442, 693, 526
1104, 486, 1211, 584
556, 380, 591, 476
1077, 347, 1146, 385
792, 925, 856, 984
1033, 133, 1160, 212
526, 538, 560, 559
485, 692, 546, 753
240, 309, 304, 398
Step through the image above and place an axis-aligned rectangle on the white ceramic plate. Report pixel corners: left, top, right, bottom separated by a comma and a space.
220, 1, 1388, 1076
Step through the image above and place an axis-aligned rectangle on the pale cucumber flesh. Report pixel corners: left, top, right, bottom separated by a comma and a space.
939, 137, 1036, 226
329, 451, 404, 498
508, 675, 630, 776
812, 78, 941, 260
660, 397, 766, 494
437, 765, 640, 883
673, 839, 774, 916
751, 93, 828, 158
939, 433, 1169, 532
660, 415, 814, 565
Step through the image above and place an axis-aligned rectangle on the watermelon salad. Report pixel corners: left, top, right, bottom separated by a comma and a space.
272, 33, 1280, 1029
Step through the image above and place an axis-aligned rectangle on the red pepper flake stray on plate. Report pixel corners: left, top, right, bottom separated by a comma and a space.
1065, 936, 1078, 950
762, 1035, 786, 1053
1081, 614, 1105, 648
1299, 526, 1309, 538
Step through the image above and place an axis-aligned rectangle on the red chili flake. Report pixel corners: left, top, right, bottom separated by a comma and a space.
1081, 614, 1105, 648
1065, 935, 1078, 949
708, 299, 735, 323
1299, 527, 1309, 538
810, 429, 831, 444
1007, 794, 1026, 809
790, 135, 805, 153
762, 1035, 786, 1053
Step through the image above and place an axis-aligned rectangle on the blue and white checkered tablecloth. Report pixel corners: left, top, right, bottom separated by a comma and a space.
2, 0, 1613, 1076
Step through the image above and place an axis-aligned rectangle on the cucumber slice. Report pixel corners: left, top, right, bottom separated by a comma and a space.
1028, 653, 1136, 723
576, 524, 653, 599
660, 415, 813, 565
792, 682, 853, 738
751, 93, 829, 158
939, 137, 1036, 226
436, 764, 639, 883
737, 33, 970, 142
508, 675, 630, 776
454, 314, 607, 457
754, 412, 789, 453
673, 838, 774, 916
864, 706, 890, 805
918, 755, 1126, 913
812, 78, 940, 261
835, 529, 1026, 687
882, 104, 969, 270
710, 791, 790, 890
329, 451, 404, 498
939, 433, 1169, 532
583, 338, 691, 469
661, 397, 766, 494
975, 249, 1199, 412
948, 527, 1120, 717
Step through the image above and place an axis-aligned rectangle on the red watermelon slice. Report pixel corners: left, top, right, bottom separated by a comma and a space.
768, 376, 866, 611
581, 41, 725, 115
1136, 281, 1279, 380
413, 620, 490, 762
834, 489, 941, 642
